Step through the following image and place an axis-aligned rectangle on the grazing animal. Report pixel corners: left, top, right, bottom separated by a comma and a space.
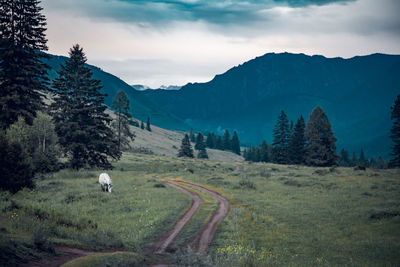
99, 173, 113, 193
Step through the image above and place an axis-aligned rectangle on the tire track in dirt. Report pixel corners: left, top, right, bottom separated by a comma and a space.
173, 180, 229, 254
151, 181, 203, 253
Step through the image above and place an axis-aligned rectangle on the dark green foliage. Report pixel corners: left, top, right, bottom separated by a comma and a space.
0, 0, 48, 129
140, 121, 145, 130
231, 131, 241, 155
390, 94, 400, 167
272, 110, 290, 164
146, 116, 151, 132
178, 134, 194, 158
195, 133, 208, 159
51, 45, 120, 169
216, 136, 223, 150
206, 133, 216, 148
305, 106, 338, 167
288, 115, 306, 164
112, 90, 135, 151
351, 152, 358, 167
339, 149, 351, 167
194, 133, 205, 150
223, 129, 231, 151
358, 149, 369, 167
0, 131, 34, 193
243, 141, 270, 162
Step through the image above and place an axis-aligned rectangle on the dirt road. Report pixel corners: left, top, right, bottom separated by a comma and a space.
25, 179, 229, 266
173, 180, 229, 254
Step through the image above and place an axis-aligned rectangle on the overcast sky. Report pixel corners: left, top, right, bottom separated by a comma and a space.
41, 0, 400, 88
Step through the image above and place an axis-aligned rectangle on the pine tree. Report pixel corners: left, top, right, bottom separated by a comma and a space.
272, 110, 290, 164
223, 130, 231, 151
194, 132, 204, 150
390, 94, 400, 167
112, 90, 135, 151
195, 133, 208, 159
51, 44, 120, 169
216, 136, 223, 150
305, 106, 338, 167
377, 156, 385, 169
260, 141, 270, 162
288, 115, 306, 165
231, 131, 241, 155
140, 121, 145, 130
178, 134, 194, 158
359, 149, 369, 167
339, 148, 351, 167
206, 133, 214, 148
0, 0, 49, 129
146, 116, 152, 131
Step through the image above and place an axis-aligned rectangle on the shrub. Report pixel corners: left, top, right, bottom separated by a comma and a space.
0, 132, 34, 193
32, 228, 55, 253
238, 179, 256, 190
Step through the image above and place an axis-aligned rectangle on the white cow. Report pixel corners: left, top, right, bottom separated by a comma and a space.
99, 173, 113, 193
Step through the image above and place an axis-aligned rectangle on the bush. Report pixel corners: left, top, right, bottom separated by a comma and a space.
238, 179, 256, 190
0, 132, 34, 193
32, 228, 55, 253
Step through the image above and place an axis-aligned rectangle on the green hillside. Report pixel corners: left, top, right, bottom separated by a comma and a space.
45, 54, 189, 131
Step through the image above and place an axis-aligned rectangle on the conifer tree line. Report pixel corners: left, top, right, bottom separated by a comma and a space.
244, 106, 393, 168
200, 129, 241, 155
245, 107, 338, 167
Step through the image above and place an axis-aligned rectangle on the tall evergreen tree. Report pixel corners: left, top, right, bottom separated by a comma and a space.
390, 94, 400, 167
194, 132, 204, 150
272, 110, 290, 164
206, 133, 215, 148
260, 141, 270, 162
216, 136, 223, 150
231, 131, 241, 155
146, 116, 152, 132
288, 115, 306, 164
339, 148, 351, 167
178, 134, 194, 158
51, 44, 120, 169
195, 133, 208, 159
223, 129, 231, 151
112, 90, 135, 151
0, 0, 49, 129
305, 106, 338, 166
140, 121, 145, 130
359, 149, 369, 167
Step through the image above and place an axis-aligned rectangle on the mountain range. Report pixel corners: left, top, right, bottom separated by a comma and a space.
142, 52, 400, 158
44, 55, 188, 130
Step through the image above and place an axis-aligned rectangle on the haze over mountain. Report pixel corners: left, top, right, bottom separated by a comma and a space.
132, 85, 182, 91
142, 52, 400, 158
45, 55, 189, 130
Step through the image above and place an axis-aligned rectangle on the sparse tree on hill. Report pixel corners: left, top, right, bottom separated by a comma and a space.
195, 133, 204, 150
0, 0, 49, 129
178, 134, 194, 158
223, 130, 231, 151
51, 44, 120, 169
390, 94, 400, 167
195, 133, 208, 159
288, 115, 306, 165
141, 121, 145, 130
231, 131, 241, 155
305, 106, 338, 166
272, 110, 290, 164
146, 116, 152, 131
112, 90, 135, 151
339, 149, 351, 167
216, 136, 223, 150
206, 133, 215, 148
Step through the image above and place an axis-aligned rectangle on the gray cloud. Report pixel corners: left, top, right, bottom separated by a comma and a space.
43, 0, 356, 26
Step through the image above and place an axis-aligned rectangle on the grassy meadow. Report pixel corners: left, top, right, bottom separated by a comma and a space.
1, 152, 399, 266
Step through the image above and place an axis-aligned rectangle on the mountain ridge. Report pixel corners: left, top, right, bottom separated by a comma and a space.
142, 52, 400, 158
